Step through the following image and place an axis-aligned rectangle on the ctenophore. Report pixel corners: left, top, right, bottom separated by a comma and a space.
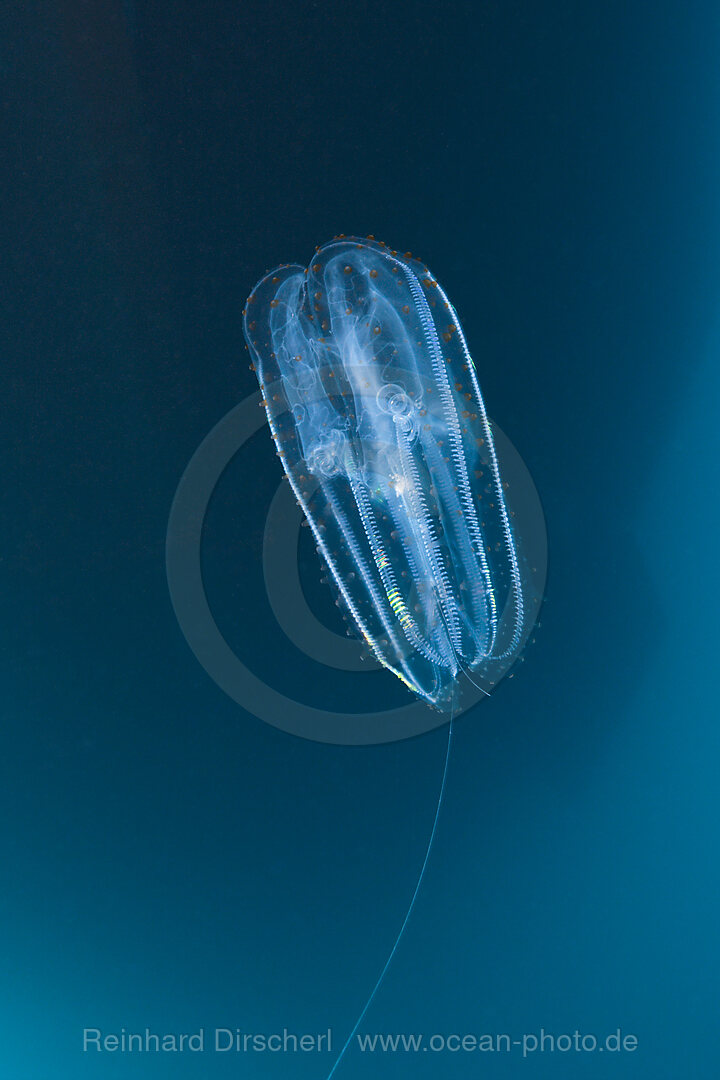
244, 237, 537, 707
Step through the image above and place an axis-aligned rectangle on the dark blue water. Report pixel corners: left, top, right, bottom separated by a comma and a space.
4, 1, 720, 1077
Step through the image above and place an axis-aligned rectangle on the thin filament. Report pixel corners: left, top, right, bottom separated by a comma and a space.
325, 700, 455, 1079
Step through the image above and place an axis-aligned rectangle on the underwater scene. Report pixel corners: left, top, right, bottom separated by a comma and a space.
4, 1, 720, 1078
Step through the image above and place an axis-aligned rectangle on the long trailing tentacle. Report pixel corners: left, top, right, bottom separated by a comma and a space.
325, 689, 456, 1079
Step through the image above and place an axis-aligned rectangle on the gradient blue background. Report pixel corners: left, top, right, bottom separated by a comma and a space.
3, 1, 720, 1077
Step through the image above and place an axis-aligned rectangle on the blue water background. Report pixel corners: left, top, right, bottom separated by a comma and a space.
3, 1, 720, 1077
